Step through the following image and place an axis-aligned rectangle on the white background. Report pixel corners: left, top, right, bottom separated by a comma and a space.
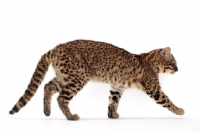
0, 0, 200, 132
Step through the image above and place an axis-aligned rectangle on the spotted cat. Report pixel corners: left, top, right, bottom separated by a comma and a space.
9, 40, 184, 120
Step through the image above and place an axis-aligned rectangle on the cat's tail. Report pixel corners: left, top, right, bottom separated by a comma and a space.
9, 49, 56, 115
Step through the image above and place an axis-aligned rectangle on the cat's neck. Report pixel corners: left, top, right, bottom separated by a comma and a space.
134, 53, 160, 74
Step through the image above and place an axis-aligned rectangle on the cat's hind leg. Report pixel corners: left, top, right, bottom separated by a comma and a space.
57, 76, 88, 120
44, 78, 61, 116
108, 85, 126, 119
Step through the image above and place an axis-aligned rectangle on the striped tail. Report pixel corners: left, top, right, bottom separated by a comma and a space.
9, 49, 55, 115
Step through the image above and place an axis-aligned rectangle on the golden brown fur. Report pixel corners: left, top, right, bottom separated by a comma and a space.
9, 40, 184, 120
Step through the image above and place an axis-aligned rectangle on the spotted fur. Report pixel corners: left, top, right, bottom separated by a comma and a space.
9, 40, 184, 120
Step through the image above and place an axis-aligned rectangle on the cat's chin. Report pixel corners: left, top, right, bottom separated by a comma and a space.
171, 71, 176, 74
167, 73, 172, 75
164, 72, 173, 75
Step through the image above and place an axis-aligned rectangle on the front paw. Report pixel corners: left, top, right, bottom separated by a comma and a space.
176, 108, 185, 115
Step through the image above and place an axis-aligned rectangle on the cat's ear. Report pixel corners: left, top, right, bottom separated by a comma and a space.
161, 47, 171, 56
161, 47, 171, 58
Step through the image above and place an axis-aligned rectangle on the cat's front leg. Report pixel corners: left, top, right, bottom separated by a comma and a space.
108, 85, 126, 119
143, 80, 184, 115
155, 90, 184, 115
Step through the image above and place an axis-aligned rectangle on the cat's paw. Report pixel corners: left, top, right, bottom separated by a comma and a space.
108, 112, 119, 119
67, 114, 80, 121
176, 108, 185, 115
108, 105, 119, 119
44, 109, 51, 116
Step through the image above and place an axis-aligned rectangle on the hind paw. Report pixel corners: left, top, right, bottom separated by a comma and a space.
67, 114, 80, 121
44, 109, 51, 116
108, 105, 119, 119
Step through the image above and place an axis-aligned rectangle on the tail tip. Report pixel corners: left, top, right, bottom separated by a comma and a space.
9, 110, 15, 115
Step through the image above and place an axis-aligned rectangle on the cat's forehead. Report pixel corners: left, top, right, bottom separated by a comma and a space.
171, 54, 177, 62
165, 53, 176, 62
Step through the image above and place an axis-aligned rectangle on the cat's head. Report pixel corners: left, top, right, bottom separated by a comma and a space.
155, 47, 178, 74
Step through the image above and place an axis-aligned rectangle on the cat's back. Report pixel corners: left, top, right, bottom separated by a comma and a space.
52, 40, 140, 82
54, 40, 135, 75
57, 40, 132, 59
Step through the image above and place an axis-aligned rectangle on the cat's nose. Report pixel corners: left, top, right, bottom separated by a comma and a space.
175, 67, 178, 72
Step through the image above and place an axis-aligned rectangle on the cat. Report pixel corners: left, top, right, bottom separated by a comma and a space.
9, 40, 184, 120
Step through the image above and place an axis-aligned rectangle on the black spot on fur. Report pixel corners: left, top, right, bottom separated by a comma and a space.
140, 81, 145, 87
112, 96, 118, 103
25, 90, 33, 97
69, 83, 76, 88
110, 90, 120, 95
60, 69, 65, 73
9, 110, 14, 114
61, 91, 71, 96
163, 105, 170, 108
47, 51, 51, 58
62, 96, 73, 101
64, 78, 69, 82
37, 67, 45, 73
13, 105, 19, 112
71, 79, 76, 83
154, 94, 160, 100
34, 72, 43, 79
107, 67, 109, 71
31, 83, 38, 89
19, 97, 26, 106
